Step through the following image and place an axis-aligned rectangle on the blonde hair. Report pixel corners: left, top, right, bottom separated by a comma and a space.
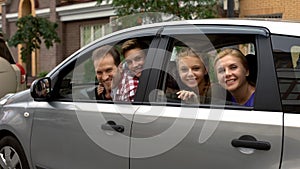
215, 48, 256, 86
214, 48, 248, 71
177, 47, 208, 64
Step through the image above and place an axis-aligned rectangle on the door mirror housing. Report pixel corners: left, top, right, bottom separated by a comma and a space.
30, 77, 52, 101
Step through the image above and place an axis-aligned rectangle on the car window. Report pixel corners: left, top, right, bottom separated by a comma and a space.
157, 34, 257, 108
0, 38, 15, 64
271, 35, 300, 113
55, 36, 154, 103
57, 57, 95, 100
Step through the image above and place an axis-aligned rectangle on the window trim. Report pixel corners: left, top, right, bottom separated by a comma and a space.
254, 34, 282, 111
271, 34, 300, 113
50, 26, 164, 103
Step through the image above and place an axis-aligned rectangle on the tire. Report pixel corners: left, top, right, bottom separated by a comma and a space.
0, 136, 30, 169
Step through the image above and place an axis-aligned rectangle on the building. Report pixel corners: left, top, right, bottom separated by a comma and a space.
1, 0, 300, 81
239, 0, 300, 20
0, 0, 115, 80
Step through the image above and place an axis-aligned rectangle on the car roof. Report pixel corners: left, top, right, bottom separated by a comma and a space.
54, 18, 299, 76
185, 19, 300, 36
108, 18, 300, 37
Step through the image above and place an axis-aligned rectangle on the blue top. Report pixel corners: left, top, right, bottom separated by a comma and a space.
231, 92, 255, 107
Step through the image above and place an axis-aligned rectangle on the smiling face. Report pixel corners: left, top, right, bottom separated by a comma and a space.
215, 54, 249, 93
178, 56, 207, 89
94, 54, 118, 91
124, 48, 146, 77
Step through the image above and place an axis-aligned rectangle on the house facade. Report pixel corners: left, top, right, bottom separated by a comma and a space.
239, 0, 300, 20
1, 0, 114, 79
1, 0, 300, 80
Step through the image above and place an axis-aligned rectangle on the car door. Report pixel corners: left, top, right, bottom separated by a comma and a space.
271, 34, 300, 168
29, 26, 162, 169
130, 25, 283, 168
29, 49, 134, 169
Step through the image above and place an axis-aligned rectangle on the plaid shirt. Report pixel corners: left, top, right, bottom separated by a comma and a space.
114, 71, 139, 102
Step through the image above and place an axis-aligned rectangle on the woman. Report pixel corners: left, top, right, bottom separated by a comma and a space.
176, 47, 211, 104
214, 48, 255, 106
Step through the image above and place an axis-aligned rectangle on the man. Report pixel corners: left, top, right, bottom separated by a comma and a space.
90, 45, 120, 100
114, 39, 148, 102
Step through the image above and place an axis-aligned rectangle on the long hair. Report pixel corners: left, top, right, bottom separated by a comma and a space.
176, 47, 211, 97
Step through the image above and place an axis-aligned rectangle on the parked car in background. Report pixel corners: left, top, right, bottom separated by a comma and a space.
0, 19, 299, 169
0, 33, 26, 98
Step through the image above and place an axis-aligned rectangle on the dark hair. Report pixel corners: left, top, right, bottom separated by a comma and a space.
92, 45, 120, 66
121, 39, 148, 56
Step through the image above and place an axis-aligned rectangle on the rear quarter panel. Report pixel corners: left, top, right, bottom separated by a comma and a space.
0, 57, 17, 98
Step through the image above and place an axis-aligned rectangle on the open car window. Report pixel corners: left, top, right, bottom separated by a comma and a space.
157, 33, 258, 108
55, 36, 155, 103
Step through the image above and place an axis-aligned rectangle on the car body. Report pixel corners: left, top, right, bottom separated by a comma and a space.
0, 33, 26, 98
0, 19, 299, 169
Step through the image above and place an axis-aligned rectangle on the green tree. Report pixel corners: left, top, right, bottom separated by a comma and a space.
97, 0, 218, 20
8, 15, 60, 76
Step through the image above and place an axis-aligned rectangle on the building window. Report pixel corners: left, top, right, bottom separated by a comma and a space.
80, 24, 105, 47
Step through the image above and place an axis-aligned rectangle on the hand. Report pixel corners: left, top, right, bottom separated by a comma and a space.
97, 83, 104, 95
176, 90, 197, 101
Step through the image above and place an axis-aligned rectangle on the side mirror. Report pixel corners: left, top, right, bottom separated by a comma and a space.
30, 77, 52, 101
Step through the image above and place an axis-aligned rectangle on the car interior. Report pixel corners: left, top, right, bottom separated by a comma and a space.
158, 34, 258, 107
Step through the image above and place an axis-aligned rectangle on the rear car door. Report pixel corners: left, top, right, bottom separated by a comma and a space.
130, 24, 283, 168
271, 34, 300, 168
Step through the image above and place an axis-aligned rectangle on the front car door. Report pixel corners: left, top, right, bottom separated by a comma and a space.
29, 26, 162, 169
130, 24, 283, 168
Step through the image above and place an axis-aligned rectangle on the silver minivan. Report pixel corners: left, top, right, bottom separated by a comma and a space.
0, 19, 299, 169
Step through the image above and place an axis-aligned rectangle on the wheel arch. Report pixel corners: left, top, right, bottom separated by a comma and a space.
0, 129, 33, 169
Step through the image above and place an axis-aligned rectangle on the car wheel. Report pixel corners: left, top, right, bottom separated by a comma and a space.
0, 136, 30, 169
